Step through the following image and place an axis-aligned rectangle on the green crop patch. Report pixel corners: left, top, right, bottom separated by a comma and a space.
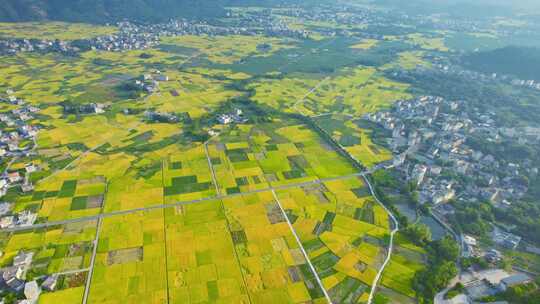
276, 177, 391, 302
32, 191, 47, 201
207, 120, 356, 194
329, 276, 368, 303
164, 181, 212, 196
70, 196, 88, 210
172, 175, 198, 185
169, 161, 182, 170
195, 250, 213, 266
312, 251, 340, 278
58, 180, 77, 198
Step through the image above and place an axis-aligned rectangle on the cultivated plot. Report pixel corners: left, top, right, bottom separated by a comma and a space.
222, 192, 327, 303
163, 145, 216, 203
164, 199, 249, 303
207, 121, 356, 195
275, 177, 392, 303
379, 233, 427, 302
11, 174, 109, 222
313, 114, 392, 169
0, 220, 98, 303
87, 209, 168, 304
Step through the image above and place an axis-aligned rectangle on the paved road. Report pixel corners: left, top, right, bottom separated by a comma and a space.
82, 216, 102, 304
83, 182, 108, 304
3, 171, 381, 233
363, 173, 399, 304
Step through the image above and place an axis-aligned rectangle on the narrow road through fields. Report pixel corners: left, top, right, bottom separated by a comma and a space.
363, 174, 399, 304
82, 216, 103, 304
2, 170, 380, 233
53, 267, 90, 277
271, 190, 333, 304
204, 137, 255, 304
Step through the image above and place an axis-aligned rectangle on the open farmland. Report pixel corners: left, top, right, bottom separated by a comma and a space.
379, 233, 427, 303
222, 192, 327, 303
87, 209, 167, 303
206, 119, 356, 194
275, 177, 393, 303
162, 145, 216, 203
0, 11, 462, 303
85, 194, 330, 303
313, 114, 392, 169
0, 220, 97, 303
249, 66, 411, 117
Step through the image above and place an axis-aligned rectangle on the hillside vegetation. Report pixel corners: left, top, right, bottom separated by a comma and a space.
0, 0, 227, 23
461, 46, 540, 81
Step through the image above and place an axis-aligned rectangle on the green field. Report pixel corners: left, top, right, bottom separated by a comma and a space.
313, 114, 393, 168
276, 177, 392, 303
207, 120, 357, 194
0, 17, 445, 303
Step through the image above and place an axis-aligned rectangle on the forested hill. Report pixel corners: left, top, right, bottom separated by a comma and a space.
461, 46, 540, 82
0, 0, 312, 23
0, 0, 229, 23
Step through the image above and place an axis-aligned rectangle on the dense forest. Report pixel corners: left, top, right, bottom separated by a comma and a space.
461, 46, 540, 82
0, 0, 311, 23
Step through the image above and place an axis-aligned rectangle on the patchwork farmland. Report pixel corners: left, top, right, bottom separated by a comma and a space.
0, 15, 442, 304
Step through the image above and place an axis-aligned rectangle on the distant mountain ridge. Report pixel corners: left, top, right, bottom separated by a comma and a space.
0, 0, 229, 23
0, 0, 309, 23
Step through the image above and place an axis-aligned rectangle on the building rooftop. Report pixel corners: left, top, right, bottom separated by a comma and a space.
501, 273, 531, 287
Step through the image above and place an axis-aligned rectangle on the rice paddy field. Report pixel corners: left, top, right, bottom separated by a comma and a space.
85, 192, 330, 304
275, 177, 392, 303
0, 18, 439, 303
0, 220, 97, 303
379, 233, 427, 302
248, 66, 411, 117
162, 145, 216, 203
87, 209, 167, 303
313, 114, 392, 169
207, 120, 357, 194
